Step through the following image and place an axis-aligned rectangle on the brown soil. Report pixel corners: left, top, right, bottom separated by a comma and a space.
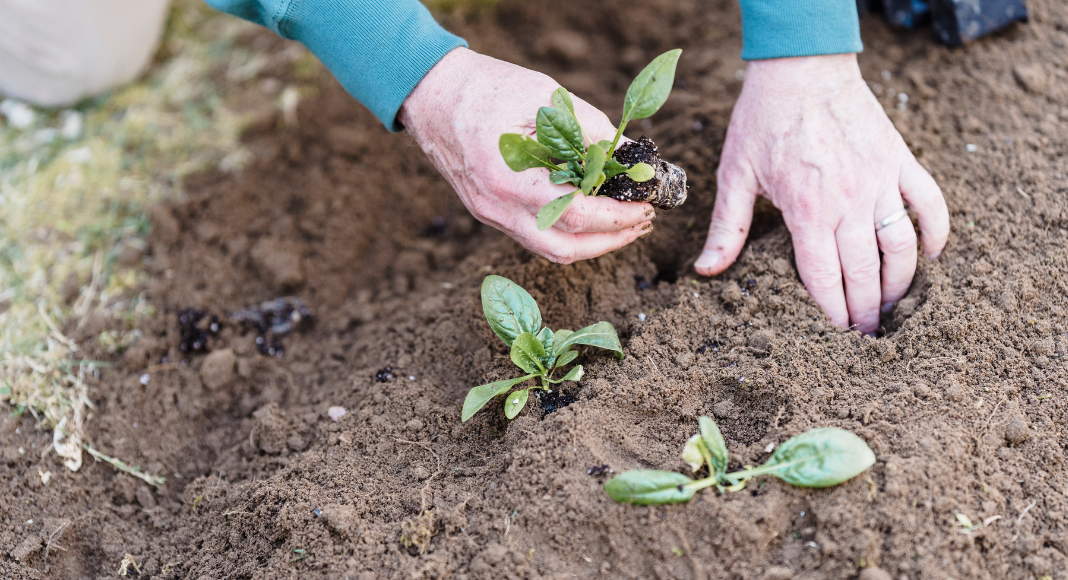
5, 0, 1068, 578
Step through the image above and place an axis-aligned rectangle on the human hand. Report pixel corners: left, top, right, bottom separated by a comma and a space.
694, 54, 949, 334
399, 48, 654, 264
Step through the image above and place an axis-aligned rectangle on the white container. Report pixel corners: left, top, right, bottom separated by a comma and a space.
0, 0, 171, 107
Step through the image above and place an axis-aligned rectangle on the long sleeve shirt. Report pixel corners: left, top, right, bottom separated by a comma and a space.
205, 0, 862, 131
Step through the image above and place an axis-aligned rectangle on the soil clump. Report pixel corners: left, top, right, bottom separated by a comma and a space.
601, 136, 688, 209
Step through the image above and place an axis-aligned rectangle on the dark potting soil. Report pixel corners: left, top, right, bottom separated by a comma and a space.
601, 136, 689, 209
4, 0, 1068, 579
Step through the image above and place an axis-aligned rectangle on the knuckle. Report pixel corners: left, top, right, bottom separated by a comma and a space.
802, 267, 842, 294
843, 258, 881, 284
545, 244, 577, 265
878, 229, 916, 255
558, 207, 590, 233
788, 193, 826, 224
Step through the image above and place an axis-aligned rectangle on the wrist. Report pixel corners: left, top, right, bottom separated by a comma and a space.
398, 47, 473, 139
744, 54, 862, 95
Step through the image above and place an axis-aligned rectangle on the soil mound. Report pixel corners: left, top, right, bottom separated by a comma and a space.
5, 0, 1067, 578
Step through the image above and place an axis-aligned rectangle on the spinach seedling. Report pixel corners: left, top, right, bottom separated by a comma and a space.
462, 275, 623, 422
498, 49, 687, 231
605, 416, 876, 505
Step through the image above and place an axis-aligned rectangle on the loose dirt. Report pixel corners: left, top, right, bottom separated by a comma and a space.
4, 0, 1067, 578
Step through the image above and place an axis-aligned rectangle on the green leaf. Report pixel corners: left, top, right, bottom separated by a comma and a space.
682, 434, 705, 472
603, 158, 629, 180
551, 87, 577, 118
461, 374, 536, 422
553, 329, 574, 352
756, 428, 876, 487
481, 275, 542, 347
597, 140, 612, 152
604, 470, 695, 505
581, 143, 607, 195
537, 327, 555, 354
550, 170, 581, 186
698, 416, 729, 477
554, 349, 578, 368
559, 365, 583, 382
511, 332, 547, 374
504, 389, 529, 419
536, 107, 585, 161
622, 49, 682, 121
536, 191, 579, 231
627, 162, 656, 182
553, 321, 623, 359
499, 134, 557, 171
537, 327, 556, 368
567, 160, 583, 175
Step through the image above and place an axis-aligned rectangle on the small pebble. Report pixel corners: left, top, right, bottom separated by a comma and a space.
408, 375, 416, 381
765, 442, 775, 453
638, 313, 647, 321
966, 144, 978, 153
139, 373, 150, 385
328, 406, 347, 421
881, 70, 892, 80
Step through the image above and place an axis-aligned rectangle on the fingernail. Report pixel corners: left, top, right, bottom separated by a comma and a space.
926, 251, 941, 260
881, 302, 894, 313
645, 209, 657, 220
694, 250, 720, 273
640, 223, 654, 236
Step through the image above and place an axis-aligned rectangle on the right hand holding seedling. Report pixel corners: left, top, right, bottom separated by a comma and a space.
399, 48, 654, 265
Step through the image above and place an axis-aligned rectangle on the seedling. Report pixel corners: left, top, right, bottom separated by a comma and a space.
461, 275, 623, 421
499, 49, 687, 231
605, 416, 875, 504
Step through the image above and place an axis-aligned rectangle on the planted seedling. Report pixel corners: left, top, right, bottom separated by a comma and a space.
605, 416, 875, 505
461, 275, 623, 421
499, 49, 688, 231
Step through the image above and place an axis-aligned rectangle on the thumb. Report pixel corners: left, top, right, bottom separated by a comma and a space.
694, 161, 758, 276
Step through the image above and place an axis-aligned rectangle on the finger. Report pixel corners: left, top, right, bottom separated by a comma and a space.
899, 159, 949, 260
835, 217, 882, 334
791, 224, 849, 329
514, 170, 654, 234
553, 195, 654, 234
874, 195, 917, 312
694, 161, 758, 276
518, 219, 652, 264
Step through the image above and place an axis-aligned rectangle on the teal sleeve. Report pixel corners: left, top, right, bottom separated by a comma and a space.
205, 0, 467, 131
738, 0, 863, 60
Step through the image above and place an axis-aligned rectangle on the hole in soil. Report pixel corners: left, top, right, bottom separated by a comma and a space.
749, 198, 785, 240
711, 387, 784, 445
652, 254, 679, 285
879, 270, 931, 336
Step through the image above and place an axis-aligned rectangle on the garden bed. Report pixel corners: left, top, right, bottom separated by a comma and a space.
3, 0, 1067, 578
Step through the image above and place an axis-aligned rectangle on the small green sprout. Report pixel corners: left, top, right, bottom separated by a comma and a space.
462, 275, 623, 422
605, 416, 876, 505
499, 49, 683, 230
289, 548, 307, 563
